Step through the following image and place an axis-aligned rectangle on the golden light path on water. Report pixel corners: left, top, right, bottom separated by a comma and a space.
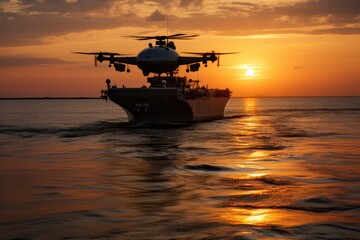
0, 98, 359, 239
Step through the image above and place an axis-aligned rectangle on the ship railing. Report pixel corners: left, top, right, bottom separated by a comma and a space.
184, 88, 209, 99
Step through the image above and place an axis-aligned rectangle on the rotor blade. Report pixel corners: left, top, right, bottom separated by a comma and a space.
128, 34, 183, 39
73, 52, 101, 55
216, 52, 240, 55
127, 34, 198, 40
182, 51, 240, 55
126, 35, 167, 40
73, 52, 128, 56
126, 35, 155, 40
182, 52, 207, 55
168, 33, 186, 38
100, 52, 125, 55
170, 34, 199, 39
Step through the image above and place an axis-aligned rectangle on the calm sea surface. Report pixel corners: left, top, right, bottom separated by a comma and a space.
0, 97, 359, 239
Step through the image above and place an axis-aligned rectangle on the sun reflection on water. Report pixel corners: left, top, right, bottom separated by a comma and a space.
248, 150, 267, 159
247, 173, 268, 178
244, 209, 269, 225
219, 208, 271, 226
241, 98, 260, 132
243, 98, 257, 114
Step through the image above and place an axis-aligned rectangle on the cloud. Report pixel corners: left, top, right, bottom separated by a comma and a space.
8, 0, 114, 14
276, 0, 360, 18
0, 0, 359, 47
0, 55, 74, 68
179, 0, 204, 8
146, 9, 167, 22
294, 66, 303, 70
0, 0, 138, 46
0, 12, 129, 46
169, 0, 360, 36
310, 27, 360, 35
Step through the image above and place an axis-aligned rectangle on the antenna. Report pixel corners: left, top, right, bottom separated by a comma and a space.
166, 15, 169, 44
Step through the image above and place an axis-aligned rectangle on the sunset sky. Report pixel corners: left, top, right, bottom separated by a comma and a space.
0, 0, 359, 97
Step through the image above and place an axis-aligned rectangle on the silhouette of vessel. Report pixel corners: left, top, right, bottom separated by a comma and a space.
75, 33, 236, 124
102, 76, 230, 124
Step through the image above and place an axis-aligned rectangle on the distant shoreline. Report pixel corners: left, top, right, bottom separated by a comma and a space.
0, 96, 358, 100
0, 97, 101, 100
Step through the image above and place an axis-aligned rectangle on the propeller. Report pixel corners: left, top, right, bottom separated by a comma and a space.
183, 51, 240, 66
72, 52, 126, 55
183, 51, 239, 56
73, 52, 129, 67
127, 33, 198, 41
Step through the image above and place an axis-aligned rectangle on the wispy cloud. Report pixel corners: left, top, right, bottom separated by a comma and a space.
0, 0, 359, 47
146, 9, 167, 22
0, 55, 74, 68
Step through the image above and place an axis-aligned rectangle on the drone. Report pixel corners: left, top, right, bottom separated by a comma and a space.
74, 34, 237, 76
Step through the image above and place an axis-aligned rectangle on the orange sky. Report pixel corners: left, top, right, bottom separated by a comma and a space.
0, 0, 359, 97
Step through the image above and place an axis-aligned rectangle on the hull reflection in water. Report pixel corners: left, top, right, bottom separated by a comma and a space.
0, 97, 359, 239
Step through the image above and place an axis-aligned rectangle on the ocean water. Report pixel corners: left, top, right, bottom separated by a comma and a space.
0, 97, 359, 240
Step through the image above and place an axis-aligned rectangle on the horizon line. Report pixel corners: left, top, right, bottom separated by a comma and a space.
0, 95, 359, 100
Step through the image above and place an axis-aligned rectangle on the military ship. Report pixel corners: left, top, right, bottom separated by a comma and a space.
102, 76, 230, 124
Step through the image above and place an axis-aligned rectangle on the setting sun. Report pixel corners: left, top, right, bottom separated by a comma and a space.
246, 68, 255, 77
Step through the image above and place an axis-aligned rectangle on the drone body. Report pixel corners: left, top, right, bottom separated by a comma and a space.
136, 45, 180, 76
74, 34, 237, 76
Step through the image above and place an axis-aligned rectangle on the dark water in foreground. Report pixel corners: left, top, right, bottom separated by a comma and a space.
0, 97, 359, 240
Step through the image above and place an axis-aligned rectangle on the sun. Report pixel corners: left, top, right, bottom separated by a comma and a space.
231, 64, 262, 80
246, 68, 255, 77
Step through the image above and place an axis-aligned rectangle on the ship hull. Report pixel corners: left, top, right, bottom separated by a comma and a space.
107, 88, 229, 124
